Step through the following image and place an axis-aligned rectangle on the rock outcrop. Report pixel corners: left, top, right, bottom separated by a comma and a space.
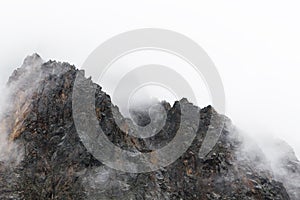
0, 54, 298, 199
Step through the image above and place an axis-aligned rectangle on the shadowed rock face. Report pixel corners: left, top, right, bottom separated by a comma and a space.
0, 54, 297, 199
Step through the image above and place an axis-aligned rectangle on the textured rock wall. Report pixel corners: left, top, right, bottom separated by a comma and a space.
0, 54, 297, 200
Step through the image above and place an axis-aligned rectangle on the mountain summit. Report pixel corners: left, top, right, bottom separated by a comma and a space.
0, 54, 299, 200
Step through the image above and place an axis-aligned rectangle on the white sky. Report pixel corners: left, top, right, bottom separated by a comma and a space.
0, 0, 299, 158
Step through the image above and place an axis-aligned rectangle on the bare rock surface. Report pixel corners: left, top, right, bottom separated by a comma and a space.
0, 54, 298, 200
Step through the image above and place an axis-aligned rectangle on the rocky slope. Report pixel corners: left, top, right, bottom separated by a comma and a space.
0, 54, 298, 199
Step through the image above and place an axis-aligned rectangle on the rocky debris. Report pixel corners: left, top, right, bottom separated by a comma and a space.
0, 54, 297, 199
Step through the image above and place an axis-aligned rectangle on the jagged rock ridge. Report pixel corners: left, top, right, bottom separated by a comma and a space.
0, 54, 298, 200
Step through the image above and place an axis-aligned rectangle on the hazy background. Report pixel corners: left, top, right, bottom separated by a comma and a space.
0, 0, 299, 158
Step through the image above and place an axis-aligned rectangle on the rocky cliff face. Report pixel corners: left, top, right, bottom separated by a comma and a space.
0, 54, 298, 199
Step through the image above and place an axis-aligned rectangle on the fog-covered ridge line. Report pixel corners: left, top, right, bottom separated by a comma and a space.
0, 54, 298, 199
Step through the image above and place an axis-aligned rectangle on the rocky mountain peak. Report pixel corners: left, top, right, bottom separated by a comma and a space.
0, 54, 298, 199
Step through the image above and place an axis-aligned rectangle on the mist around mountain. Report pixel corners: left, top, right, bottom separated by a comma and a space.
0, 54, 299, 199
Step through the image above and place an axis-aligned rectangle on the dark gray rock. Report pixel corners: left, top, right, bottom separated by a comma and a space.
0, 54, 297, 200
